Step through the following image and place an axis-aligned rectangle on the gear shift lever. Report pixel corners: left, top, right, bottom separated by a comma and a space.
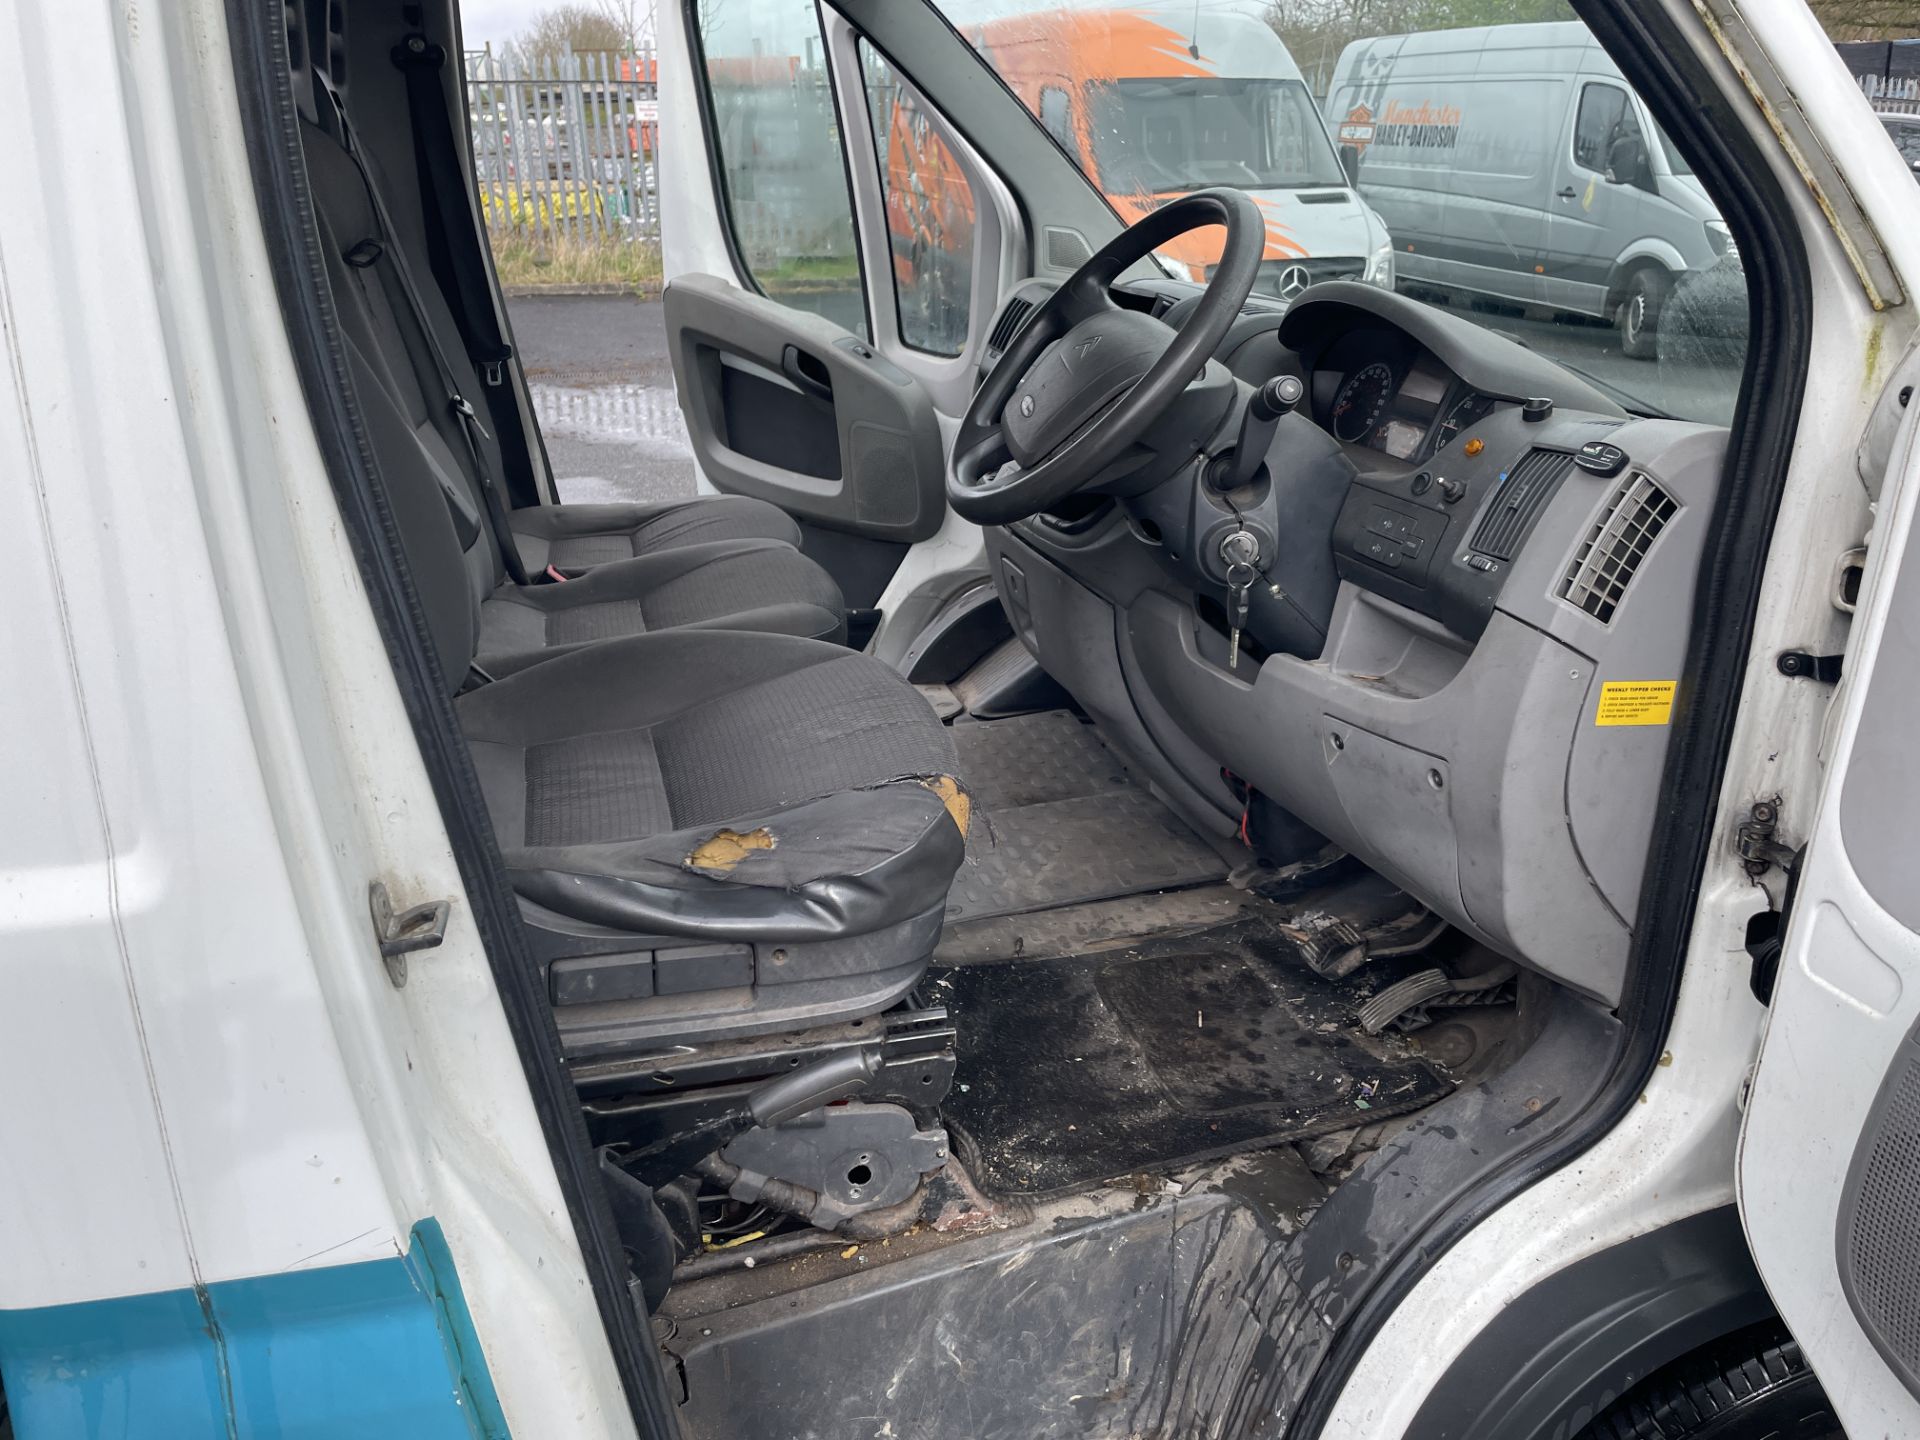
1208, 374, 1304, 492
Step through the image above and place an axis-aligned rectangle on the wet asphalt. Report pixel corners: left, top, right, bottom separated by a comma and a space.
508, 293, 698, 506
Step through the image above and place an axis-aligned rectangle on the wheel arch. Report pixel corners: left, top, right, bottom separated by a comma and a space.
1606, 240, 1687, 310
1400, 1206, 1777, 1440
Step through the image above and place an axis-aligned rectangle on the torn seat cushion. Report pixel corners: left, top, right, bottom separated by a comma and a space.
459, 631, 967, 941
475, 537, 846, 675
508, 494, 803, 573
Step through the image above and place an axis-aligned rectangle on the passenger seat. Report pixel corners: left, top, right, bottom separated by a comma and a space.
294, 51, 966, 1048
299, 75, 847, 676
508, 494, 806, 574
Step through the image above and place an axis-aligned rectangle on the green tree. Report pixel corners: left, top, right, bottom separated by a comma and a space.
1268, 0, 1577, 94
1808, 1, 1920, 39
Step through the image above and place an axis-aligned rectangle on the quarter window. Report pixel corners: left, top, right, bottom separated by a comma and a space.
1039, 86, 1077, 156
693, 0, 867, 337
860, 44, 975, 356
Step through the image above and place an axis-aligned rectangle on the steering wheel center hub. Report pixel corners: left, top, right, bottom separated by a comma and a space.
1003, 309, 1175, 467
946, 188, 1264, 525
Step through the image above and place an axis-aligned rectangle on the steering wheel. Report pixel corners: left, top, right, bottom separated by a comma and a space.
947, 188, 1266, 525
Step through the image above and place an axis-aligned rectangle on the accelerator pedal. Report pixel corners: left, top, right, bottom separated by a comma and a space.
1359, 958, 1520, 1035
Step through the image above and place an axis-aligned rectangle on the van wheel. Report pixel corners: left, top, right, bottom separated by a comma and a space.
1618, 267, 1671, 360
1577, 1321, 1845, 1440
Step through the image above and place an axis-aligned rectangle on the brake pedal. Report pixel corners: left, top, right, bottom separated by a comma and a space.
1279, 904, 1448, 980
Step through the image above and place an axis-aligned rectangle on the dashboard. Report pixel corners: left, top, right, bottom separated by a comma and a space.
978, 278, 1725, 1007
1317, 331, 1501, 464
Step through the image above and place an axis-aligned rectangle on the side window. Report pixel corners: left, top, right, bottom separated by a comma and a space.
1573, 83, 1637, 173
860, 44, 975, 357
1039, 86, 1077, 157
694, 0, 866, 337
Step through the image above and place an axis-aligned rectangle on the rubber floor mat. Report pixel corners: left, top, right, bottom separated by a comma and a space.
946, 712, 1228, 923
926, 923, 1453, 1197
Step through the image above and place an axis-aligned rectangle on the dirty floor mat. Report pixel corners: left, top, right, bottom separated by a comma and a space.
926, 923, 1453, 1197
946, 711, 1228, 924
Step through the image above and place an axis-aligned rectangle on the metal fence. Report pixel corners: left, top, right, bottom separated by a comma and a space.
464, 47, 660, 245
1859, 73, 1920, 115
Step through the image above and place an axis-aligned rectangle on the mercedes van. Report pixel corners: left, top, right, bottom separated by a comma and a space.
1327, 21, 1735, 359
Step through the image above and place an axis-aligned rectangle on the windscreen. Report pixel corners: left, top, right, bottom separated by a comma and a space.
1089, 77, 1346, 195
940, 3, 1749, 424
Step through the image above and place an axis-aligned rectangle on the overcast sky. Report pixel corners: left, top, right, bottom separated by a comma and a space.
462, 0, 672, 49
459, 0, 555, 48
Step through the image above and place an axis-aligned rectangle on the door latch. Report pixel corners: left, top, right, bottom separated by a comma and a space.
369, 881, 451, 988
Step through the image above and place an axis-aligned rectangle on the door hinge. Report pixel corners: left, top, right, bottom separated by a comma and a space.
369, 880, 451, 987
1737, 799, 1806, 1004
1776, 649, 1843, 683
1734, 798, 1797, 877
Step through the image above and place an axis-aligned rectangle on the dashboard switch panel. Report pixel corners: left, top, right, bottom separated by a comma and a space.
1350, 501, 1445, 582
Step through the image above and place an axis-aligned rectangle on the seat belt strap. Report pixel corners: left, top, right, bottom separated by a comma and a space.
316, 75, 532, 587
390, 35, 514, 386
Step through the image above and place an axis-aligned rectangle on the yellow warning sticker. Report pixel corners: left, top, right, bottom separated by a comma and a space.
1595, 680, 1677, 727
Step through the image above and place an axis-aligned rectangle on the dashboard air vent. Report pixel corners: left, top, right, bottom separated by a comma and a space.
1471, 448, 1576, 560
1558, 472, 1678, 624
987, 296, 1036, 354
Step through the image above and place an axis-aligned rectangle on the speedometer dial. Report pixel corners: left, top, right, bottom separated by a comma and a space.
1331, 362, 1396, 444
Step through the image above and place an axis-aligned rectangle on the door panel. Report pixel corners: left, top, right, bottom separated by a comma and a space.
1739, 390, 1920, 1436
664, 273, 946, 544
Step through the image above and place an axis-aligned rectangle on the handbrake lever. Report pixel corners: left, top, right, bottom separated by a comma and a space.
1207, 374, 1304, 492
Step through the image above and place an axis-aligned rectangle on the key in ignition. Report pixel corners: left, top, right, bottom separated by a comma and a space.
1225, 559, 1256, 670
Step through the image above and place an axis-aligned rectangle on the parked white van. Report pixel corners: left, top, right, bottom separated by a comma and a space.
1327, 21, 1735, 359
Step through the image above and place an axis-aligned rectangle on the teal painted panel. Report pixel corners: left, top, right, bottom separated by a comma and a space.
0, 1221, 509, 1438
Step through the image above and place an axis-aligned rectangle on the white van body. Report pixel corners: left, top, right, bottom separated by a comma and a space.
1326, 21, 1733, 356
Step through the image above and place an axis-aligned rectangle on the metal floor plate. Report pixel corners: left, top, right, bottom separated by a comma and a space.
947, 712, 1229, 923
928, 920, 1452, 1197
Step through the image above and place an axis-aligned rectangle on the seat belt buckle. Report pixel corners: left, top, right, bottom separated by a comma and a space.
483, 360, 504, 386
544, 564, 572, 584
